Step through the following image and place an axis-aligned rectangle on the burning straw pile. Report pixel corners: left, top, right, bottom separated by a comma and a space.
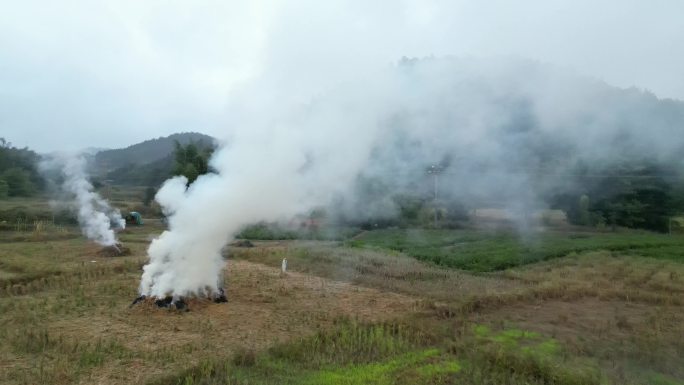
97, 243, 132, 257
130, 288, 227, 311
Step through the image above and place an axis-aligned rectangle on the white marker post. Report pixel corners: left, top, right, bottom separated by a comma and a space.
281, 258, 288, 274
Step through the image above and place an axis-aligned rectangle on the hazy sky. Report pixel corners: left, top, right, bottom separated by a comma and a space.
1, 0, 682, 152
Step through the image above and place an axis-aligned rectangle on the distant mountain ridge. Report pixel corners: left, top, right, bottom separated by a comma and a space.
92, 132, 215, 185
94, 132, 215, 173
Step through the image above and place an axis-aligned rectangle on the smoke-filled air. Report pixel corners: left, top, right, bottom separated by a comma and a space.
40, 155, 124, 246
140, 57, 684, 298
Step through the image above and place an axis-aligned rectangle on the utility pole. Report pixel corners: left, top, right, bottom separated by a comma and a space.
427, 165, 442, 228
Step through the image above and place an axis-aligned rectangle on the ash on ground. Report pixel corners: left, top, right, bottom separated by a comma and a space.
97, 243, 132, 257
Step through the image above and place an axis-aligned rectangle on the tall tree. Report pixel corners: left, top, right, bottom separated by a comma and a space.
172, 140, 213, 184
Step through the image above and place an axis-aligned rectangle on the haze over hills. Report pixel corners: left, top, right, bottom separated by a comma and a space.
2, 57, 684, 232
165, 56, 684, 233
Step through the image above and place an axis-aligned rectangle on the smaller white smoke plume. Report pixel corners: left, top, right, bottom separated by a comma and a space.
41, 155, 124, 246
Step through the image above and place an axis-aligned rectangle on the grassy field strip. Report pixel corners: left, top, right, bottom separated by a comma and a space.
0, 237, 147, 297
154, 319, 608, 385
349, 229, 684, 271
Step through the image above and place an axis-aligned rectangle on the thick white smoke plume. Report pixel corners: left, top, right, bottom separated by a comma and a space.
41, 155, 124, 246
140, 57, 684, 299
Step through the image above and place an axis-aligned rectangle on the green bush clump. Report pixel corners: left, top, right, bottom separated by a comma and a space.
236, 222, 361, 241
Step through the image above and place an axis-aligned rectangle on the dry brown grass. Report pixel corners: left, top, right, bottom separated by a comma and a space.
3, 226, 684, 385
0, 233, 417, 385
230, 241, 527, 304
231, 243, 684, 384
457, 252, 684, 382
500, 251, 684, 305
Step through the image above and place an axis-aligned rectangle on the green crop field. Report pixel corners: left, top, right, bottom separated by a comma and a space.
348, 228, 684, 271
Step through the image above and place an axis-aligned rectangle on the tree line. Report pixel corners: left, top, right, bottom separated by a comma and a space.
1, 136, 683, 233
553, 161, 684, 232
0, 138, 43, 198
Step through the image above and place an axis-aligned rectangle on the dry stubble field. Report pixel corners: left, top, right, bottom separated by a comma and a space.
1, 223, 683, 384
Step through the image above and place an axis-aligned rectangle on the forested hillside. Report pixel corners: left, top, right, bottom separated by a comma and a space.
0, 138, 42, 197
93, 132, 215, 185
93, 132, 214, 175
